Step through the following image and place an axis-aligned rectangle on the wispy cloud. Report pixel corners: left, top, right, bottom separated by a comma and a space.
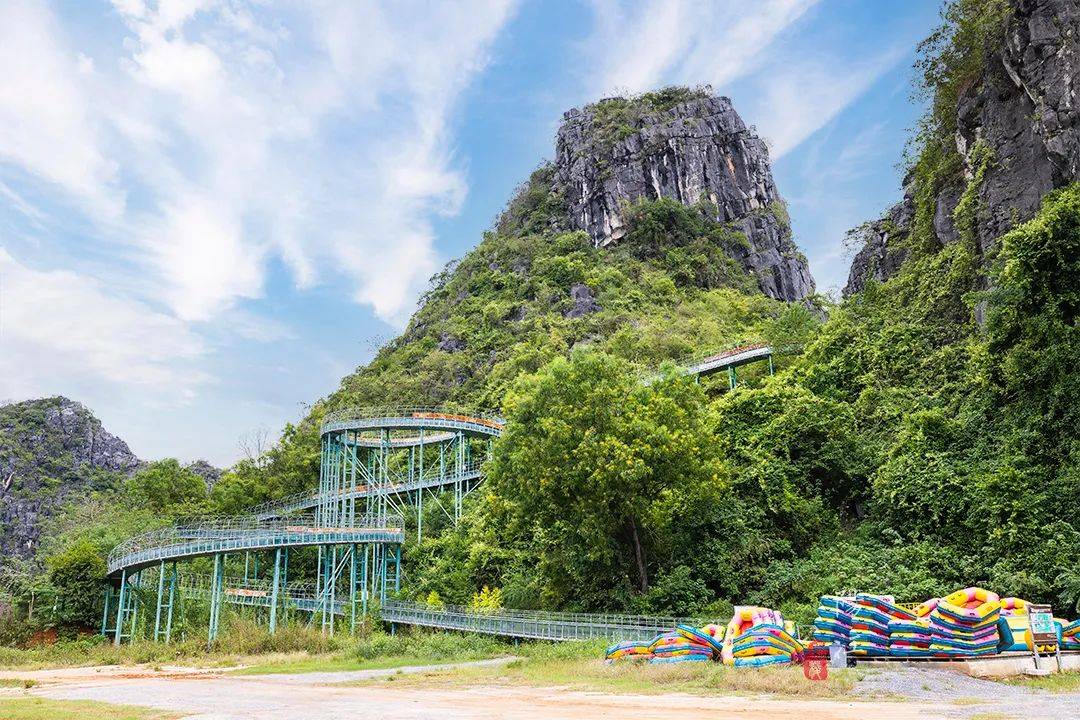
0, 247, 207, 402
0, 0, 517, 418
748, 49, 905, 157
0, 0, 516, 326
583, 0, 903, 159
0, 1, 122, 220
587, 0, 820, 96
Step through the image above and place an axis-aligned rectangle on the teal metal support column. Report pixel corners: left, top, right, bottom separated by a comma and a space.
100, 586, 111, 636
130, 571, 142, 642
350, 543, 358, 635
208, 552, 223, 647
154, 560, 166, 642
327, 546, 338, 636
394, 545, 401, 594
165, 562, 176, 643
417, 428, 424, 542
727, 366, 737, 390
113, 568, 126, 646
361, 544, 369, 616
269, 547, 281, 634
768, 354, 774, 375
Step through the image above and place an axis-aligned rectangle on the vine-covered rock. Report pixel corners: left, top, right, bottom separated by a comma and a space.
0, 397, 140, 559
845, 0, 1080, 295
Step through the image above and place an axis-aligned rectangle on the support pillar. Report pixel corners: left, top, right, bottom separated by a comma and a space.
208, 553, 223, 647
727, 366, 737, 390
130, 571, 141, 642
269, 547, 281, 634
101, 586, 111, 637
165, 562, 176, 643
349, 543, 358, 635
281, 548, 289, 626
113, 568, 126, 646
154, 560, 166, 642
361, 544, 369, 617
417, 428, 424, 542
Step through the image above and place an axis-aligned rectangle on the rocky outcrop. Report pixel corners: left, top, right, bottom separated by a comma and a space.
845, 0, 1080, 295
554, 91, 815, 301
186, 459, 222, 491
844, 193, 916, 296
564, 283, 599, 318
0, 397, 140, 559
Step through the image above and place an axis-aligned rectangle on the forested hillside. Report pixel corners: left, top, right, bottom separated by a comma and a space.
8, 0, 1080, 634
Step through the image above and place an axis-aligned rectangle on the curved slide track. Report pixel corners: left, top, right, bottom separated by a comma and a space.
102, 409, 502, 647
103, 348, 779, 646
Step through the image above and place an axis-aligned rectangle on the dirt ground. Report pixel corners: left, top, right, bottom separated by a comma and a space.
1, 661, 1073, 719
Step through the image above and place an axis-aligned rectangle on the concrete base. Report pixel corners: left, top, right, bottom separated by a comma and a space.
859, 651, 1080, 678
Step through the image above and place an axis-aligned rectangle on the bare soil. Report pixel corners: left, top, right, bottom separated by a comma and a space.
0, 661, 945, 720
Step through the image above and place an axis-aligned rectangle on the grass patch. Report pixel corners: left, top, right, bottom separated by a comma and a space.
1001, 670, 1080, 692
235, 630, 515, 675
0, 698, 177, 720
0, 619, 356, 670
342, 640, 864, 699
0, 678, 37, 689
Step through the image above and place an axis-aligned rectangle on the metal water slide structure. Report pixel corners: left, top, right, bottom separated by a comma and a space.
102, 409, 500, 646
102, 345, 775, 645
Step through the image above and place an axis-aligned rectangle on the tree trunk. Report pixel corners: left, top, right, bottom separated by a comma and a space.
628, 517, 648, 592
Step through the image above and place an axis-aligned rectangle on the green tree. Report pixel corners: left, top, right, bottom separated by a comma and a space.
46, 539, 106, 628
125, 459, 207, 515
486, 350, 728, 610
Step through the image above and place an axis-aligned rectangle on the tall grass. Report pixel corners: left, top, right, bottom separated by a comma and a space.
0, 620, 517, 672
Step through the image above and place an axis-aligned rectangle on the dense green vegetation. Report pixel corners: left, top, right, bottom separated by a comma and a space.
382, 0, 1079, 620
6, 0, 1079, 644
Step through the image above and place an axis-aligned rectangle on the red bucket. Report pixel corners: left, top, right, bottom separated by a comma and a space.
803, 657, 828, 680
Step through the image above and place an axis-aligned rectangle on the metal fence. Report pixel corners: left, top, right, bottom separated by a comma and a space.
321, 407, 506, 436
381, 600, 706, 642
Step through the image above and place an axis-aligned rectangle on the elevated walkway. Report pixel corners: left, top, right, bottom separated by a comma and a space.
321, 408, 505, 437
107, 515, 403, 577
380, 600, 700, 642
252, 462, 485, 520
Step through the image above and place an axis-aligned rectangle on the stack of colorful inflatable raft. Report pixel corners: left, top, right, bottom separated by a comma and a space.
812, 595, 854, 646
604, 608, 805, 667
848, 593, 912, 657
721, 606, 805, 667
604, 624, 724, 664
813, 588, 1080, 659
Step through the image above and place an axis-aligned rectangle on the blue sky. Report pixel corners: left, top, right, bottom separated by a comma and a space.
0, 0, 942, 466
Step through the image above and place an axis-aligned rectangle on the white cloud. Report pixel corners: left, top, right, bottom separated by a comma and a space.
0, 248, 207, 402
0, 0, 122, 219
0, 0, 516, 326
585, 0, 902, 159
749, 51, 904, 157
588, 0, 820, 95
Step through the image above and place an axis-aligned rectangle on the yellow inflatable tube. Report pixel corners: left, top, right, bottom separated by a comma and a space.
938, 587, 1000, 623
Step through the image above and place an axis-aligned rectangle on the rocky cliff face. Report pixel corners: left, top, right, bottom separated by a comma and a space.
0, 397, 140, 559
554, 91, 815, 301
845, 0, 1080, 295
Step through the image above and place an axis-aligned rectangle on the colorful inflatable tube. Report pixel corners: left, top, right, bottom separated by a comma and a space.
938, 588, 1001, 623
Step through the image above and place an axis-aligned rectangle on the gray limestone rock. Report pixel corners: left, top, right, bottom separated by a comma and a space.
845, 0, 1080, 295
0, 397, 140, 559
553, 92, 815, 301
564, 282, 600, 318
